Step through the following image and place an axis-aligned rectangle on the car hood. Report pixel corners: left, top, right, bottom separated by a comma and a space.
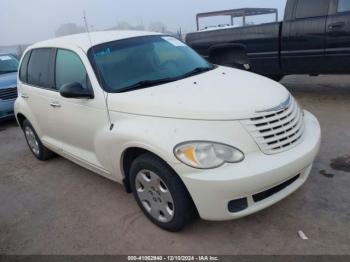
0, 72, 17, 89
107, 66, 290, 120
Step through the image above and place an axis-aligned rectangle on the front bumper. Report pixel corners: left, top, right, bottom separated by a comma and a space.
0, 99, 15, 120
174, 111, 321, 221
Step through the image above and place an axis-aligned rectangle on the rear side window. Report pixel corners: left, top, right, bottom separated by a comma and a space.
295, 0, 330, 18
19, 51, 31, 82
338, 0, 350, 12
55, 49, 88, 90
27, 48, 52, 88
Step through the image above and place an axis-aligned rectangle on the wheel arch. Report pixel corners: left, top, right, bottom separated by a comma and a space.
121, 147, 148, 193
208, 43, 250, 69
119, 146, 183, 192
120, 146, 199, 218
120, 146, 175, 193
16, 113, 27, 129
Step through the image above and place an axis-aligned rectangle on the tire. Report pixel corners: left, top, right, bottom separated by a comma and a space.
22, 119, 55, 161
222, 63, 246, 70
231, 63, 251, 71
266, 74, 284, 82
209, 47, 250, 71
130, 153, 196, 232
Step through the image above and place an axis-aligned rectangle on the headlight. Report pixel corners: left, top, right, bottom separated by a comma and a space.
296, 100, 305, 116
174, 141, 244, 169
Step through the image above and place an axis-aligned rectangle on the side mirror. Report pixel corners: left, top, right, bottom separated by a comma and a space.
59, 82, 94, 99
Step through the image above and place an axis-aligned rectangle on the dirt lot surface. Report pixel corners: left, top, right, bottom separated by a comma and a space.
0, 75, 349, 255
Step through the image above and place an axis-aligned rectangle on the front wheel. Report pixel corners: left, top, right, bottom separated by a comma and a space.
130, 153, 196, 232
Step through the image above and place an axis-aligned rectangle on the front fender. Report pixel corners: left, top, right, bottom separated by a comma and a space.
101, 111, 258, 182
100, 114, 181, 182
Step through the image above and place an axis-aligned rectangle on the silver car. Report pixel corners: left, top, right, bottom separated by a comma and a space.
0, 54, 19, 121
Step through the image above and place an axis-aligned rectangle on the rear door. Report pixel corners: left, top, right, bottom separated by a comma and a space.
19, 48, 61, 150
281, 0, 331, 74
324, 0, 350, 73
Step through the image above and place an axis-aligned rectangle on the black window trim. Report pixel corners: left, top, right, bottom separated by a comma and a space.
22, 47, 58, 92
20, 47, 94, 95
53, 47, 94, 95
19, 50, 32, 83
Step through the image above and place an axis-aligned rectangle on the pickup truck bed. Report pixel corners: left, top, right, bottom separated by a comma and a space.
186, 22, 281, 76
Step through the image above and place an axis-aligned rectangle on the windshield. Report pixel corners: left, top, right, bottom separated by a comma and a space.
88, 35, 213, 93
0, 54, 19, 75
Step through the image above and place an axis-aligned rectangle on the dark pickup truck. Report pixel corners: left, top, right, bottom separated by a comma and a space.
186, 0, 350, 81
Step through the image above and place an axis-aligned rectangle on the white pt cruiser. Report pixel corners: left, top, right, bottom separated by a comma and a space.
15, 31, 321, 231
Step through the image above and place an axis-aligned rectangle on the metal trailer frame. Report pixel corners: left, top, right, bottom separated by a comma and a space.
196, 8, 279, 31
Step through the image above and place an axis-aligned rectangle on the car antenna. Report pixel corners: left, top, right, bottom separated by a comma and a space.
83, 11, 114, 131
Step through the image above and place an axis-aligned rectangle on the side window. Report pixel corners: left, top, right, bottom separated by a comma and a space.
295, 0, 330, 19
55, 49, 88, 90
19, 51, 31, 83
337, 0, 350, 13
27, 48, 52, 88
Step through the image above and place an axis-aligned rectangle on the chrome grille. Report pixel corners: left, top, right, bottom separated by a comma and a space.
242, 96, 305, 154
0, 87, 17, 100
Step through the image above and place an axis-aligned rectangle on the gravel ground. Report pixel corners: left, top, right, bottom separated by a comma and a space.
0, 75, 349, 255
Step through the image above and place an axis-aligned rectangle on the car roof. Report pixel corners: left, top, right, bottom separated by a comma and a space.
29, 30, 162, 52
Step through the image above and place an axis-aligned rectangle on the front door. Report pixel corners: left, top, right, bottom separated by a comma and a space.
51, 47, 111, 173
281, 0, 330, 74
325, 0, 350, 73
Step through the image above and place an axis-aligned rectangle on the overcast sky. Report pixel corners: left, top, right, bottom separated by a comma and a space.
0, 0, 287, 46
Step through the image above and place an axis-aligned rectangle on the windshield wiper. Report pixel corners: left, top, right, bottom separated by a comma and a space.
180, 66, 214, 79
117, 66, 215, 93
118, 77, 177, 93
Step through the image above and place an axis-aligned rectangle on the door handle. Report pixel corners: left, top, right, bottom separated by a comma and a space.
50, 101, 61, 108
328, 22, 345, 30
21, 93, 29, 99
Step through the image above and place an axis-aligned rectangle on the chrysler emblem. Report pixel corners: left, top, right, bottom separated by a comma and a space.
256, 95, 291, 113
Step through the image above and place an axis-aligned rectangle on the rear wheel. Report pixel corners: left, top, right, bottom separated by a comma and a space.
209, 47, 250, 71
22, 119, 55, 161
130, 153, 196, 232
266, 74, 284, 82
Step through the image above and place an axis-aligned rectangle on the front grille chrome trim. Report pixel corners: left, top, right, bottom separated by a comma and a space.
242, 96, 305, 155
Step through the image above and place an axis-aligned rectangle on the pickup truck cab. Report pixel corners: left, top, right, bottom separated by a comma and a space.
15, 31, 321, 231
186, 0, 350, 81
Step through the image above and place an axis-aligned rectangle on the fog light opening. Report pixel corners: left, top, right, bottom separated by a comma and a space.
228, 198, 248, 213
